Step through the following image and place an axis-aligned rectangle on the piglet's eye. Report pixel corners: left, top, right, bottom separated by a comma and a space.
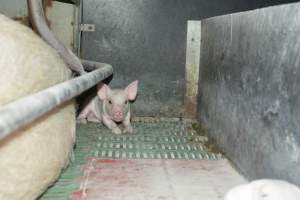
108, 100, 112, 104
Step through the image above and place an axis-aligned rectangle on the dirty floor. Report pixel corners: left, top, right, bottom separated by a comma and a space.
40, 119, 246, 200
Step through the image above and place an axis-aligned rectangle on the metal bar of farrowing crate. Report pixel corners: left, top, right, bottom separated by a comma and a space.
0, 64, 113, 140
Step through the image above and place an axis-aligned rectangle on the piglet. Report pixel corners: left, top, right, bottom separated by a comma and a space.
77, 81, 138, 134
225, 179, 300, 200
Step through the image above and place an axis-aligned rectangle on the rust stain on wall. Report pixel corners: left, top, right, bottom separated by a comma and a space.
184, 95, 198, 119
42, 0, 53, 27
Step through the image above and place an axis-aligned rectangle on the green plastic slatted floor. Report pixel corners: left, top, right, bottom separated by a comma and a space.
39, 119, 222, 199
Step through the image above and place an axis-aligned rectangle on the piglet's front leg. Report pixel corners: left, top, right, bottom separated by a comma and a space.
122, 112, 133, 134
102, 115, 122, 134
77, 103, 92, 124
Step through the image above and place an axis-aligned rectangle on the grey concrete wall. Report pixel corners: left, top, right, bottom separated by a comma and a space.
198, 2, 300, 185
80, 0, 299, 117
0, 0, 28, 17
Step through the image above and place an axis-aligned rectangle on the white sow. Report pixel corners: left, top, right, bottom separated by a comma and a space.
225, 179, 300, 200
0, 14, 75, 199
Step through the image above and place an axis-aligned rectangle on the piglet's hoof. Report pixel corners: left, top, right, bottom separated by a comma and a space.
112, 127, 122, 135
123, 126, 133, 134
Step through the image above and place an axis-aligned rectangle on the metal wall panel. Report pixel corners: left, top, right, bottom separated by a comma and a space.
198, 2, 300, 185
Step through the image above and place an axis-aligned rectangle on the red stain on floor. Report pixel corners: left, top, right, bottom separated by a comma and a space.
72, 189, 90, 200
96, 159, 119, 164
72, 158, 246, 200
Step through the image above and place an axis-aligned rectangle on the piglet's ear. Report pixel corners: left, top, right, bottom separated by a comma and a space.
125, 80, 138, 101
97, 83, 111, 100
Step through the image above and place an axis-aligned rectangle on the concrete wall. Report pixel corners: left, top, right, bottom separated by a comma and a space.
80, 0, 299, 117
47, 1, 76, 49
198, 2, 300, 185
0, 0, 28, 17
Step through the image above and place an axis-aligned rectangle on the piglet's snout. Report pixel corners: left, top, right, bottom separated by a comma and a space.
113, 111, 124, 122
114, 111, 123, 118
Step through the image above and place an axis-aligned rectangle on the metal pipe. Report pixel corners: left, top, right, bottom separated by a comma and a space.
0, 64, 113, 140
81, 59, 110, 71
